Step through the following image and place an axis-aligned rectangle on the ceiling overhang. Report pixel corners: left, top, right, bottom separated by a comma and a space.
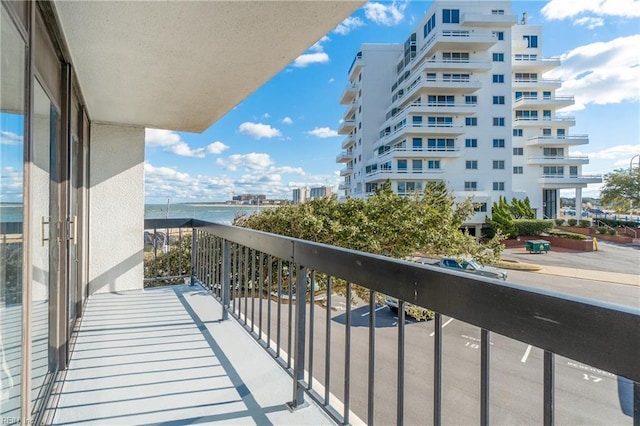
53, 1, 365, 132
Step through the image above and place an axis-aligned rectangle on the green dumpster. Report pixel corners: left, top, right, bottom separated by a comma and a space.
526, 240, 550, 253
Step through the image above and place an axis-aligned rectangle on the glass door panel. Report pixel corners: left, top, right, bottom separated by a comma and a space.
31, 80, 55, 414
68, 136, 78, 332
0, 5, 26, 418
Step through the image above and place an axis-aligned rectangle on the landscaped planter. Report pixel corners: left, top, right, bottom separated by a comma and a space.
555, 226, 634, 244
503, 235, 593, 251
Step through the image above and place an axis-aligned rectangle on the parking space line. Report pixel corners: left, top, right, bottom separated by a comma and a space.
429, 317, 454, 337
361, 305, 387, 317
521, 345, 533, 363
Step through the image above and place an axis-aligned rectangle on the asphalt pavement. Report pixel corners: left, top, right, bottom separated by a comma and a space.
502, 240, 639, 287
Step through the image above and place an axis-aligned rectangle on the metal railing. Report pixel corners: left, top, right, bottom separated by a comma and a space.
144, 218, 640, 425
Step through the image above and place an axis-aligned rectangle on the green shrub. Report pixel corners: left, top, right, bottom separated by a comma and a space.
554, 218, 565, 226
548, 230, 587, 240
567, 219, 578, 227
597, 227, 608, 234
578, 219, 591, 228
608, 229, 617, 236
594, 218, 639, 228
514, 219, 554, 236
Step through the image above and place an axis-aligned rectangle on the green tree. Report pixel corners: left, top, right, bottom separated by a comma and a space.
600, 168, 640, 213
144, 234, 192, 286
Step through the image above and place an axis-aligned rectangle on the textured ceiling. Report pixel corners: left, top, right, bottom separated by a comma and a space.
54, 1, 364, 132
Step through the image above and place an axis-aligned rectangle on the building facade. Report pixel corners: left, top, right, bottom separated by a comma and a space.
337, 0, 600, 233
293, 186, 333, 204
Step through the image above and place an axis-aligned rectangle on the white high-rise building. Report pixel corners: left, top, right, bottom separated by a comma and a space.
337, 0, 600, 234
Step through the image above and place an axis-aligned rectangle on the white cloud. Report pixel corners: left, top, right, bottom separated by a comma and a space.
546, 35, 640, 110
587, 144, 640, 160
0, 166, 23, 201
145, 128, 228, 158
293, 52, 330, 68
364, 1, 407, 26
238, 122, 282, 139
333, 16, 365, 35
262, 113, 271, 119
307, 127, 339, 138
282, 117, 293, 125
0, 131, 23, 145
328, 78, 335, 83
310, 35, 330, 52
144, 162, 234, 201
216, 153, 273, 172
542, 0, 640, 20
573, 16, 604, 29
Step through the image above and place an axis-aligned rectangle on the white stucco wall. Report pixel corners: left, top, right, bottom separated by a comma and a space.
88, 124, 144, 294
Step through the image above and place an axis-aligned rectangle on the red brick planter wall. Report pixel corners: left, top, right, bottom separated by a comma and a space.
503, 235, 593, 251
555, 226, 634, 244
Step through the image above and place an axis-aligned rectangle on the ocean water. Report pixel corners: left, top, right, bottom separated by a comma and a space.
145, 203, 264, 225
1, 204, 265, 225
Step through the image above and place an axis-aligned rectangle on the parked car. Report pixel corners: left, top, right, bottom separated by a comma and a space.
432, 257, 508, 280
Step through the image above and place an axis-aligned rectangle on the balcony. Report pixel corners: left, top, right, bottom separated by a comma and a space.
341, 135, 355, 149
420, 58, 492, 72
338, 182, 351, 190
514, 96, 575, 109
28, 218, 640, 424
336, 151, 354, 163
339, 165, 353, 176
461, 12, 518, 27
399, 77, 482, 104
527, 155, 590, 165
513, 79, 562, 90
339, 83, 358, 105
337, 119, 356, 135
514, 116, 576, 128
526, 134, 589, 147
539, 174, 603, 187
343, 100, 357, 119
417, 30, 497, 60
365, 168, 445, 182
348, 51, 363, 81
512, 55, 561, 73
377, 146, 462, 160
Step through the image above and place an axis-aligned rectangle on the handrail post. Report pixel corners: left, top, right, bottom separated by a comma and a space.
190, 227, 196, 286
288, 264, 308, 411
221, 239, 231, 320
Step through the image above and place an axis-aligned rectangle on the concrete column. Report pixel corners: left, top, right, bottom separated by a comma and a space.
575, 187, 583, 221
88, 123, 145, 294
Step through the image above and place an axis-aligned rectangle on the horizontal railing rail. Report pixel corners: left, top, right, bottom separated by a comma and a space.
144, 218, 640, 424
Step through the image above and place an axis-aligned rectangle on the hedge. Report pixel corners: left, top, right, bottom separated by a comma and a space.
514, 219, 554, 236
548, 230, 588, 240
592, 218, 640, 228
554, 218, 565, 226
578, 219, 591, 228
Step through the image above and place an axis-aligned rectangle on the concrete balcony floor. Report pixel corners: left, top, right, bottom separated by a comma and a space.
48, 285, 333, 425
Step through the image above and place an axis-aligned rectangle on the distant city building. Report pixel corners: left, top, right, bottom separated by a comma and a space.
310, 186, 333, 200
293, 186, 333, 204
336, 0, 601, 234
292, 187, 310, 204
232, 194, 266, 203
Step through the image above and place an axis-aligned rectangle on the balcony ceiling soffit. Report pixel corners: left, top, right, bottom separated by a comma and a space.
53, 1, 364, 132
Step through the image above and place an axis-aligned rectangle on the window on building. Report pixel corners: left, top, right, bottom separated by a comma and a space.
466, 160, 478, 170
397, 159, 407, 171
543, 110, 551, 119
492, 9, 505, 15
523, 35, 538, 48
513, 166, 524, 174
492, 74, 505, 83
475, 203, 488, 212
423, 13, 436, 37
428, 160, 441, 169
543, 166, 564, 176
492, 53, 505, 62
513, 147, 524, 155
493, 96, 505, 105
543, 147, 564, 157
493, 181, 505, 191
427, 138, 455, 150
426, 72, 437, 81
412, 116, 423, 125
442, 9, 460, 23
427, 116, 453, 126
570, 166, 578, 177
493, 117, 505, 126
465, 117, 478, 126
493, 139, 505, 148
493, 31, 504, 40
412, 138, 422, 150
543, 91, 551, 99
465, 138, 478, 148
428, 95, 455, 105
557, 128, 566, 137
465, 181, 478, 191
465, 95, 477, 104
493, 160, 505, 169
412, 159, 422, 171
443, 52, 469, 62
513, 129, 523, 137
